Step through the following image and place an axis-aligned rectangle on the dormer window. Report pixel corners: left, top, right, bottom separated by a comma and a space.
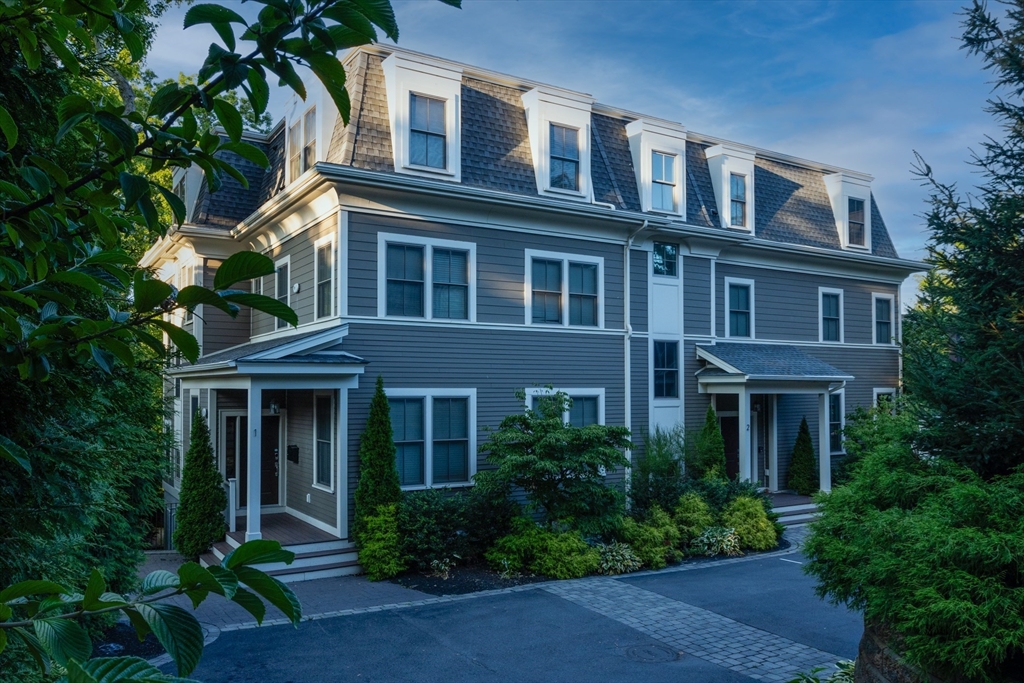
730, 173, 747, 227
823, 171, 873, 251
705, 144, 756, 231
626, 119, 686, 216
848, 197, 865, 247
288, 106, 316, 181
410, 94, 446, 169
652, 152, 676, 212
550, 124, 580, 191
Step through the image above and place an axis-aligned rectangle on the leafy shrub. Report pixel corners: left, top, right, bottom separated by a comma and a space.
360, 503, 405, 581
722, 496, 777, 551
397, 488, 468, 573
686, 403, 726, 480
628, 426, 686, 517
689, 526, 741, 557
485, 518, 599, 579
174, 410, 227, 561
482, 389, 630, 535
673, 492, 716, 544
463, 471, 519, 555
679, 476, 773, 516
618, 506, 682, 570
354, 376, 402, 545
788, 417, 818, 495
598, 541, 643, 575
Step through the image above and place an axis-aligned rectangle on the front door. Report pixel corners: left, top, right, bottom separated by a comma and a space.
261, 415, 280, 506
716, 394, 740, 479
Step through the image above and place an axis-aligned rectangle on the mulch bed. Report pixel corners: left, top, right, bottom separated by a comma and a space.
92, 622, 165, 659
391, 539, 792, 597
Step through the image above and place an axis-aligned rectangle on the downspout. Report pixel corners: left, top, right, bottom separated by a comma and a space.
624, 219, 649, 496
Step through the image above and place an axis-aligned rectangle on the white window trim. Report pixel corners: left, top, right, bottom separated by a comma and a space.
823, 172, 873, 252
376, 232, 477, 322
287, 104, 317, 184
312, 390, 335, 493
828, 388, 845, 455
274, 255, 291, 330
524, 249, 605, 328
871, 293, 896, 345
723, 276, 756, 339
705, 144, 756, 232
525, 386, 606, 425
314, 234, 336, 321
384, 387, 477, 490
625, 118, 687, 217
652, 339, 681, 401
874, 387, 897, 405
818, 287, 845, 344
521, 86, 594, 202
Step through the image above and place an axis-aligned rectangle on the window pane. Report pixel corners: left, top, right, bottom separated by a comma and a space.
391, 398, 425, 486
848, 198, 866, 246
304, 108, 316, 144
822, 293, 840, 341
411, 94, 429, 131
396, 443, 424, 486
730, 311, 749, 337
316, 396, 332, 441
730, 173, 746, 201
569, 396, 599, 427
569, 263, 597, 295
428, 97, 445, 134
729, 284, 749, 312
653, 341, 679, 398
848, 198, 865, 223
410, 131, 427, 166
426, 134, 445, 168
653, 242, 677, 276
433, 398, 468, 484
276, 265, 288, 301
829, 394, 842, 453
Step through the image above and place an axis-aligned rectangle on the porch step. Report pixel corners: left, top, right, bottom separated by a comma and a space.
772, 503, 821, 527
200, 540, 362, 579
268, 559, 362, 583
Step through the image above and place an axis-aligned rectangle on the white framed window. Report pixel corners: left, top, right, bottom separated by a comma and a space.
829, 389, 845, 454
653, 242, 678, 277
521, 86, 594, 201
313, 391, 334, 492
376, 232, 476, 322
525, 249, 604, 328
872, 293, 895, 345
180, 262, 200, 322
819, 287, 844, 343
274, 256, 290, 330
653, 341, 679, 399
651, 151, 678, 212
874, 387, 897, 408
625, 118, 687, 216
705, 144, 756, 231
724, 277, 755, 339
847, 197, 866, 247
314, 235, 335, 320
385, 388, 477, 489
823, 172, 873, 251
287, 106, 316, 182
549, 123, 580, 192
382, 52, 462, 181
525, 387, 605, 427
252, 277, 262, 296
730, 173, 748, 228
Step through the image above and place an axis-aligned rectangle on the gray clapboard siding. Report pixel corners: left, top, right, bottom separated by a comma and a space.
776, 394, 819, 489
802, 346, 900, 411
630, 249, 648, 332
342, 322, 627, 535
347, 212, 626, 329
683, 256, 712, 337
683, 340, 711, 428
202, 259, 251, 355
283, 390, 337, 526
631, 335, 649, 461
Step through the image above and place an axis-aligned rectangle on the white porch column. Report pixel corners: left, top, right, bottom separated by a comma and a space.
818, 392, 832, 493
246, 380, 263, 541
738, 387, 751, 482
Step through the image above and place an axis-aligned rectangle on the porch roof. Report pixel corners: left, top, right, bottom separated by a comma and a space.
695, 342, 853, 383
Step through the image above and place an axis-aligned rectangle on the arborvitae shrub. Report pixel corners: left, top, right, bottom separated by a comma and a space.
687, 404, 727, 480
788, 417, 818, 495
360, 503, 405, 581
173, 410, 227, 561
722, 496, 778, 550
353, 376, 401, 545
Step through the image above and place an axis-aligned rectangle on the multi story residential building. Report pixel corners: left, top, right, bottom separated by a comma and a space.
143, 46, 922, 578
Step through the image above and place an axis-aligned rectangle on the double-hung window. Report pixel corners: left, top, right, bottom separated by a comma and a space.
550, 124, 579, 191
410, 94, 446, 169
829, 391, 844, 454
730, 173, 747, 228
652, 152, 676, 212
181, 264, 196, 322
526, 387, 604, 427
527, 250, 604, 328
275, 258, 290, 329
848, 197, 866, 247
726, 279, 753, 338
388, 389, 476, 488
820, 289, 843, 343
653, 242, 678, 277
380, 234, 475, 320
874, 294, 893, 345
313, 393, 334, 490
654, 341, 679, 399
288, 107, 316, 181
569, 396, 599, 428
874, 388, 897, 410
315, 238, 334, 320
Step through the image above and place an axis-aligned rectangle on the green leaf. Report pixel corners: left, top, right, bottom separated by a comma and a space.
133, 272, 172, 312
46, 271, 105, 296
55, 112, 90, 145
28, 155, 69, 187
183, 3, 247, 28
33, 617, 91, 666
222, 141, 270, 168
148, 83, 190, 119
176, 286, 237, 316
210, 22, 236, 52
0, 105, 17, 150
41, 31, 80, 75
11, 627, 46, 670
307, 52, 350, 126
234, 567, 302, 624
0, 629, 6, 656
135, 603, 204, 676
0, 580, 66, 603
246, 69, 269, 117
0, 179, 28, 202
212, 99, 243, 143
123, 607, 152, 642
65, 659, 99, 683
94, 111, 138, 158
351, 0, 399, 41
222, 539, 294, 570
141, 569, 180, 595
98, 336, 135, 368
178, 562, 225, 597
205, 565, 238, 600
58, 95, 94, 124
153, 320, 200, 363
221, 292, 298, 327
0, 434, 30, 473
229, 586, 265, 624
113, 12, 144, 62
120, 172, 150, 209
322, 5, 377, 42
82, 569, 105, 610
76, 655, 170, 683
214, 252, 275, 290
154, 185, 188, 226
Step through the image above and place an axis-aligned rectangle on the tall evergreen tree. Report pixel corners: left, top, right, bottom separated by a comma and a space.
787, 417, 817, 496
353, 376, 402, 545
173, 411, 227, 561
687, 403, 727, 479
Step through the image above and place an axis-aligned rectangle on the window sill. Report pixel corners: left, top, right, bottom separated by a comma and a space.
844, 244, 870, 252
312, 483, 334, 494
402, 163, 455, 177
541, 186, 587, 200
527, 321, 604, 330
648, 208, 683, 218
652, 273, 679, 280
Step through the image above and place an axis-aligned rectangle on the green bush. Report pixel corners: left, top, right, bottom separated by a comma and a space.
628, 425, 686, 517
597, 541, 642, 575
397, 488, 468, 573
463, 471, 520, 556
485, 518, 599, 579
673, 492, 716, 544
679, 476, 773, 516
173, 410, 227, 561
788, 417, 818, 495
618, 506, 681, 570
689, 526, 742, 557
360, 503, 405, 581
722, 496, 777, 551
354, 376, 402, 545
686, 403, 727, 480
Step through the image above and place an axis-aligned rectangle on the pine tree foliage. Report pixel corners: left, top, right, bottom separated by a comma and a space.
353, 376, 402, 545
173, 410, 227, 561
686, 403, 726, 479
788, 417, 817, 495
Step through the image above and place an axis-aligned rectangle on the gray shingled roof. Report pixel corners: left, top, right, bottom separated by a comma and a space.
697, 342, 853, 380
192, 330, 326, 365
461, 76, 538, 194
191, 139, 270, 230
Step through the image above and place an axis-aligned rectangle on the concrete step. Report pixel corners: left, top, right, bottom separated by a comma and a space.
269, 559, 362, 583
776, 512, 820, 526
773, 503, 818, 515
200, 543, 362, 580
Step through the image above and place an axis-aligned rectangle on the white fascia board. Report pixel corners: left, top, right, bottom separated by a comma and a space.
705, 143, 756, 232
625, 118, 687, 215
245, 324, 350, 361
694, 346, 745, 376
521, 86, 595, 202
823, 172, 873, 252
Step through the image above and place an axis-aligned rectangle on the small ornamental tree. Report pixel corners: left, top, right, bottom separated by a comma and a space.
788, 417, 817, 495
687, 403, 726, 480
483, 390, 631, 535
353, 376, 401, 545
173, 410, 227, 561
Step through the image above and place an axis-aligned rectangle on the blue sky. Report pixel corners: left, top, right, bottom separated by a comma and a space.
148, 0, 999, 295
